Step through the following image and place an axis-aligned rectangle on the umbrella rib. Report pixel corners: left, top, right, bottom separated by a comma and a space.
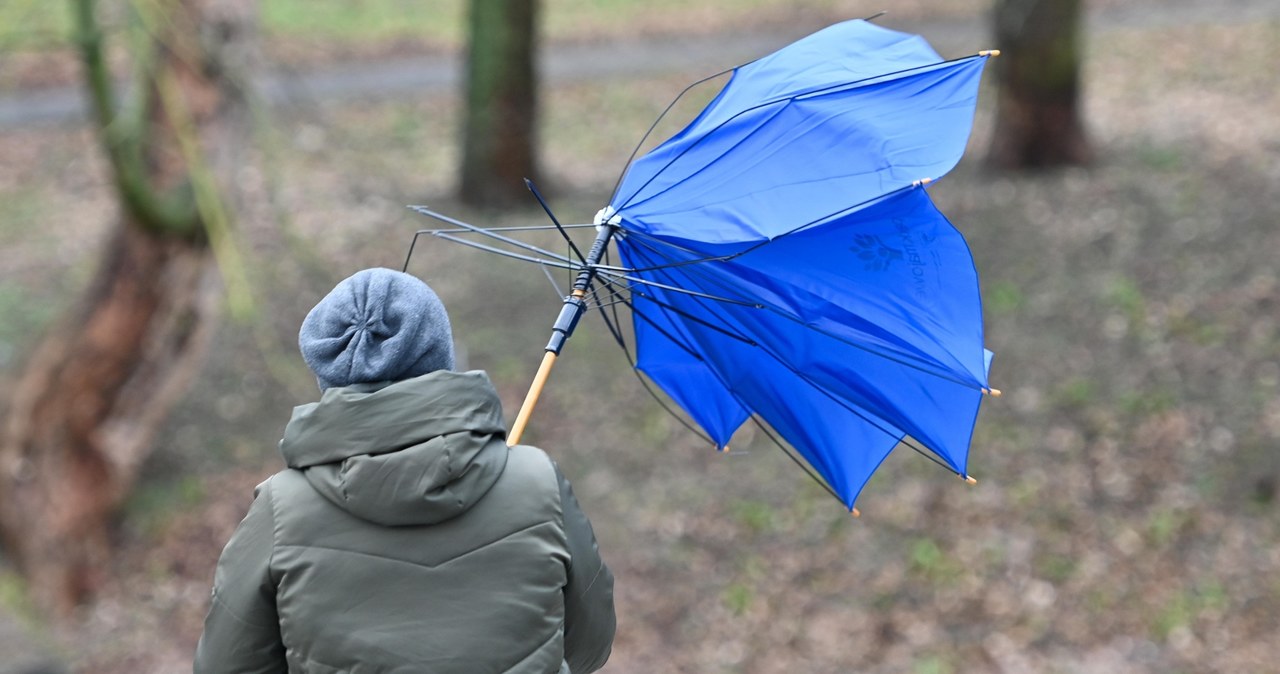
900, 436, 961, 473
627, 240, 965, 476
547, 260, 732, 450
629, 242, 967, 480
592, 274, 717, 445
750, 329, 966, 476
746, 416, 844, 505
524, 178, 588, 265
595, 267, 760, 308
623, 253, 878, 501
590, 273, 630, 349
617, 102, 790, 214
621, 181, 917, 264
621, 247, 969, 492
402, 229, 428, 273
596, 259, 721, 447
594, 250, 737, 274
606, 185, 913, 275
585, 295, 633, 311
613, 55, 987, 213
538, 258, 567, 299
604, 247, 629, 347
623, 231, 970, 382
431, 233, 581, 271
411, 223, 598, 234
632, 302, 852, 504
624, 298, 761, 445
784, 55, 984, 104
621, 222, 987, 391
627, 288, 757, 346
409, 206, 580, 267
612, 259, 748, 372
610, 65, 742, 203
757, 306, 981, 390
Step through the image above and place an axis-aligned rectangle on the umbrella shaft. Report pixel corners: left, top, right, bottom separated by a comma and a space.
574, 225, 616, 291
545, 225, 617, 355
510, 224, 617, 445
545, 293, 587, 354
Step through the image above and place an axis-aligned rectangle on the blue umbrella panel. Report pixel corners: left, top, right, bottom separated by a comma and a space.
617, 187, 991, 510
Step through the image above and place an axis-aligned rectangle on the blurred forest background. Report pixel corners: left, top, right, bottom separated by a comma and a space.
1, 0, 1278, 672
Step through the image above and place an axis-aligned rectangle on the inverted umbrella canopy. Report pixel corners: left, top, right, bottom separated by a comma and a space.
607, 19, 996, 510
409, 18, 998, 514
611, 21, 989, 245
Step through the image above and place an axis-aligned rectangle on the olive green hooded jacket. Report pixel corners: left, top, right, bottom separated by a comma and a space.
194, 370, 615, 673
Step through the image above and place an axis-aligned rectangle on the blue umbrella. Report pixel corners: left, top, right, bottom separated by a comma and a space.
410, 19, 1000, 514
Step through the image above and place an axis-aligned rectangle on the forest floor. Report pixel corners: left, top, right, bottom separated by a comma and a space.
1, 1, 1279, 673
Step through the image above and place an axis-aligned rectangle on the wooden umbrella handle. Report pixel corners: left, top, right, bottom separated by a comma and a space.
508, 351, 558, 446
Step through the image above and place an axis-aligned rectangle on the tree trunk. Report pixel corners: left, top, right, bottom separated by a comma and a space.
459, 0, 541, 208
987, 0, 1092, 169
0, 0, 254, 614
0, 222, 219, 612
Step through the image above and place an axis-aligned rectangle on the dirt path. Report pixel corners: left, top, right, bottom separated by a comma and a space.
2, 0, 1276, 130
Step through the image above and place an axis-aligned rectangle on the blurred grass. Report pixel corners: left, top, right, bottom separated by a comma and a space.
1, 0, 988, 56
3, 4, 1280, 673
122, 475, 206, 538
262, 0, 795, 48
0, 1, 69, 50
2, 0, 733, 52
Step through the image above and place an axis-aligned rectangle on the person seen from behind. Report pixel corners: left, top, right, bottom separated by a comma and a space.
194, 267, 616, 673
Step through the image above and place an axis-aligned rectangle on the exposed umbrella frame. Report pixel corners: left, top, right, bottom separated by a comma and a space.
403, 22, 1002, 515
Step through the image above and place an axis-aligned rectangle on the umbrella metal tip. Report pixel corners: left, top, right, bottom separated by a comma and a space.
850, 507, 861, 518
983, 387, 1003, 397
979, 49, 1001, 57
964, 475, 978, 485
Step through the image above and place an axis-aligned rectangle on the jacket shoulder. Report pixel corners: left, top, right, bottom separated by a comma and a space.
505, 443, 556, 479
258, 468, 318, 511
464, 443, 558, 517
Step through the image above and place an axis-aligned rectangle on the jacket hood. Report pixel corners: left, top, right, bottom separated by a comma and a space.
279, 370, 509, 526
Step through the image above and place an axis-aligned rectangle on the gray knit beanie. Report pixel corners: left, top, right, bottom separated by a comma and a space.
299, 268, 455, 390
